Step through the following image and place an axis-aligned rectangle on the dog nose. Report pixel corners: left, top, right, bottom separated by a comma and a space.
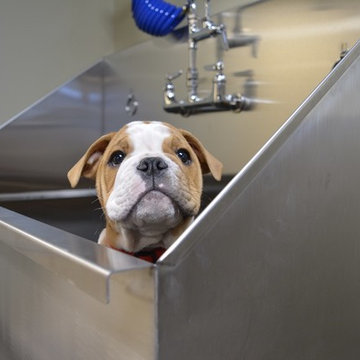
137, 157, 168, 176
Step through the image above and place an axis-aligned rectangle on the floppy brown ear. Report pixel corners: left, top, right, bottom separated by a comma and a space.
180, 129, 223, 181
67, 132, 115, 188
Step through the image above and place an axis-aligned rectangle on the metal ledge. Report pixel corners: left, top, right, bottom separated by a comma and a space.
0, 207, 152, 303
0, 189, 97, 202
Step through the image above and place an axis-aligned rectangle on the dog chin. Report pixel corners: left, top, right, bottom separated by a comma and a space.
122, 190, 183, 233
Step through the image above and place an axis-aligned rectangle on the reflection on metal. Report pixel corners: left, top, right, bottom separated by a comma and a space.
333, 42, 350, 69
0, 189, 96, 202
0, 62, 108, 193
125, 91, 139, 116
223, 1, 263, 57
0, 207, 150, 304
1, 1, 360, 359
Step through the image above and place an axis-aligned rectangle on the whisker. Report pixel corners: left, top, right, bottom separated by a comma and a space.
90, 198, 99, 205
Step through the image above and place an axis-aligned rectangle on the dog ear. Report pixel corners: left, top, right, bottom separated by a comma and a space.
180, 129, 223, 181
67, 132, 115, 188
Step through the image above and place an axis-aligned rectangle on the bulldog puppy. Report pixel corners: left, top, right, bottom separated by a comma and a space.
67, 121, 222, 262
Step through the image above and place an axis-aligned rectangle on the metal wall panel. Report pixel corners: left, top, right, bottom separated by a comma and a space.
0, 63, 106, 192
157, 40, 360, 360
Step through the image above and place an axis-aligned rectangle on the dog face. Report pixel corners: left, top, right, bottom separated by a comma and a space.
68, 121, 222, 253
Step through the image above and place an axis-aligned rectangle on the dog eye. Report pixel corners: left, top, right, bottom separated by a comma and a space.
176, 149, 192, 165
108, 151, 126, 167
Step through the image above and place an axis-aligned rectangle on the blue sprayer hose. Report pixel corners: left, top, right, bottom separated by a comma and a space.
132, 0, 187, 37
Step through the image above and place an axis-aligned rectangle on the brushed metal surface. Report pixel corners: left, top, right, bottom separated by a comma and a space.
157, 40, 360, 359
0, 62, 107, 192
0, 240, 155, 360
0, 207, 152, 303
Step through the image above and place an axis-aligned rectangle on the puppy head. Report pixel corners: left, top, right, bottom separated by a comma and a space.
68, 121, 222, 247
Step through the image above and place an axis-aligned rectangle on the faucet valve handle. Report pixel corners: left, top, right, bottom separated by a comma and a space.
166, 70, 183, 83
204, 61, 224, 73
218, 24, 229, 51
204, 0, 211, 21
164, 70, 183, 106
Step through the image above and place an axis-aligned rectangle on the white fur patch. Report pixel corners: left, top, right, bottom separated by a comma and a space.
126, 121, 171, 155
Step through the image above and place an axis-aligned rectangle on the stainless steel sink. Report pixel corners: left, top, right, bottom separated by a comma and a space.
1, 2, 360, 359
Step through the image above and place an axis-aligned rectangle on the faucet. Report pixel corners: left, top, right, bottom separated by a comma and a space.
189, 0, 228, 48
164, 70, 183, 106
163, 0, 254, 116
208, 61, 226, 102
186, 0, 228, 103
164, 62, 252, 117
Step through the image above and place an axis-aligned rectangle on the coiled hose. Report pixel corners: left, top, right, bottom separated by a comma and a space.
132, 0, 187, 37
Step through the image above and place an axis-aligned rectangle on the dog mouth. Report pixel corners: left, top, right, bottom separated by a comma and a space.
124, 189, 184, 230
106, 179, 199, 230
130, 188, 180, 215
129, 184, 191, 215
134, 189, 172, 210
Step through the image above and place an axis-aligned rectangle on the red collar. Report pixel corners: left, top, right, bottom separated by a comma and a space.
110, 245, 166, 263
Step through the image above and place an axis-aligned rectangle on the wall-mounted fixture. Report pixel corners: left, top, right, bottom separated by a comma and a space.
163, 0, 259, 116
